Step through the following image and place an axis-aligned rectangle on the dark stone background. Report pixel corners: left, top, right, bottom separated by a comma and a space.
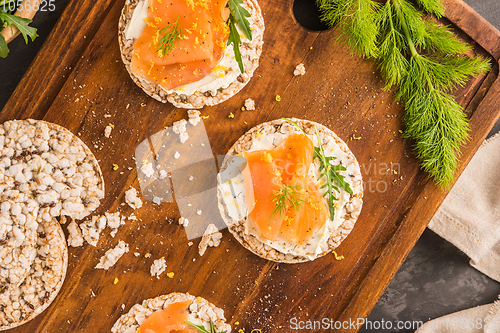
1, 1, 499, 332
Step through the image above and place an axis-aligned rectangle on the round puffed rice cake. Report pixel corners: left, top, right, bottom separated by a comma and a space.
0, 119, 105, 222
0, 217, 68, 331
217, 118, 364, 263
111, 292, 231, 333
0, 201, 38, 288
118, 0, 265, 109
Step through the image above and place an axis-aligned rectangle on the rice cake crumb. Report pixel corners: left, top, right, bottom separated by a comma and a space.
80, 215, 107, 247
179, 217, 189, 227
244, 98, 255, 111
67, 220, 84, 247
140, 163, 154, 178
95, 241, 129, 270
104, 125, 113, 138
105, 212, 123, 229
159, 170, 167, 179
125, 187, 143, 210
198, 224, 222, 256
173, 119, 188, 143
187, 110, 201, 126
150, 257, 166, 279
294, 63, 306, 76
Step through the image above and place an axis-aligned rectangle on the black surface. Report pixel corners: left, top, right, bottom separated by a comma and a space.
0, 0, 70, 109
0, 1, 500, 333
292, 0, 329, 31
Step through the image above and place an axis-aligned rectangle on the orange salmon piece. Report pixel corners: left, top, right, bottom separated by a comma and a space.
280, 178, 328, 244
132, 0, 230, 90
271, 134, 314, 185
242, 150, 284, 241
242, 134, 328, 245
136, 300, 195, 333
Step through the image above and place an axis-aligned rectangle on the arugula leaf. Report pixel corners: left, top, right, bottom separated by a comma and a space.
0, 34, 9, 58
227, 16, 244, 73
314, 147, 352, 195
227, 0, 252, 73
228, 0, 252, 40
0, 13, 38, 44
283, 118, 354, 221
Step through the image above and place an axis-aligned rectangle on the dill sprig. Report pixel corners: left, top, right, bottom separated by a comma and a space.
269, 185, 305, 221
284, 118, 353, 220
156, 15, 183, 60
317, 0, 490, 187
185, 320, 221, 333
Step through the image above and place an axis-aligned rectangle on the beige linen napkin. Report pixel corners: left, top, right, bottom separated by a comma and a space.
415, 132, 500, 332
416, 297, 500, 333
428, 132, 500, 283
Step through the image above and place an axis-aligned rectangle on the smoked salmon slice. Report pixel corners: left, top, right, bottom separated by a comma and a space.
242, 134, 328, 244
132, 0, 230, 90
242, 150, 284, 241
136, 300, 196, 333
272, 134, 314, 184
280, 178, 329, 244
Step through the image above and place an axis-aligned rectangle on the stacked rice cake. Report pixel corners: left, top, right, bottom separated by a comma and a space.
0, 119, 104, 330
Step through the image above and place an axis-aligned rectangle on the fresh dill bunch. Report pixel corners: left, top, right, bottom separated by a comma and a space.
318, 0, 490, 187
156, 15, 183, 60
316, 0, 380, 58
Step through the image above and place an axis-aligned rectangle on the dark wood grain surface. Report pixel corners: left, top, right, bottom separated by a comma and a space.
1, 0, 500, 332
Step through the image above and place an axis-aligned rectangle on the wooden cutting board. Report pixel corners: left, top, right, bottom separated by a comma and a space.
2, 0, 500, 332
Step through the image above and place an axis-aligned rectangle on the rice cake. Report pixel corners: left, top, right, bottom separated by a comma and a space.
217, 118, 364, 263
0, 119, 105, 222
0, 218, 68, 331
118, 0, 265, 108
0, 201, 38, 288
111, 292, 231, 333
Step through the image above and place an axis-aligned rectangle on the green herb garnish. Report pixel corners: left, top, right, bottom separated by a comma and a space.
269, 184, 305, 221
186, 320, 221, 333
0, 0, 38, 58
316, 0, 490, 187
156, 15, 183, 60
227, 0, 252, 73
284, 118, 353, 220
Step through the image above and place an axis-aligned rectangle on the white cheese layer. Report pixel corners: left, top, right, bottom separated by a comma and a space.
125, 0, 150, 40
219, 129, 358, 260
124, 0, 262, 96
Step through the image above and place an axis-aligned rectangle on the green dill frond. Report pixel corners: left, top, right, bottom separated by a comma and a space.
317, 0, 380, 58
422, 21, 471, 54
413, 0, 445, 17
399, 56, 472, 187
376, 1, 409, 87
269, 185, 305, 221
156, 15, 183, 60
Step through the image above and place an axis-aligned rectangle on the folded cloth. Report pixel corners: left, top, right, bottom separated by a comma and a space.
428, 132, 500, 283
416, 297, 500, 333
